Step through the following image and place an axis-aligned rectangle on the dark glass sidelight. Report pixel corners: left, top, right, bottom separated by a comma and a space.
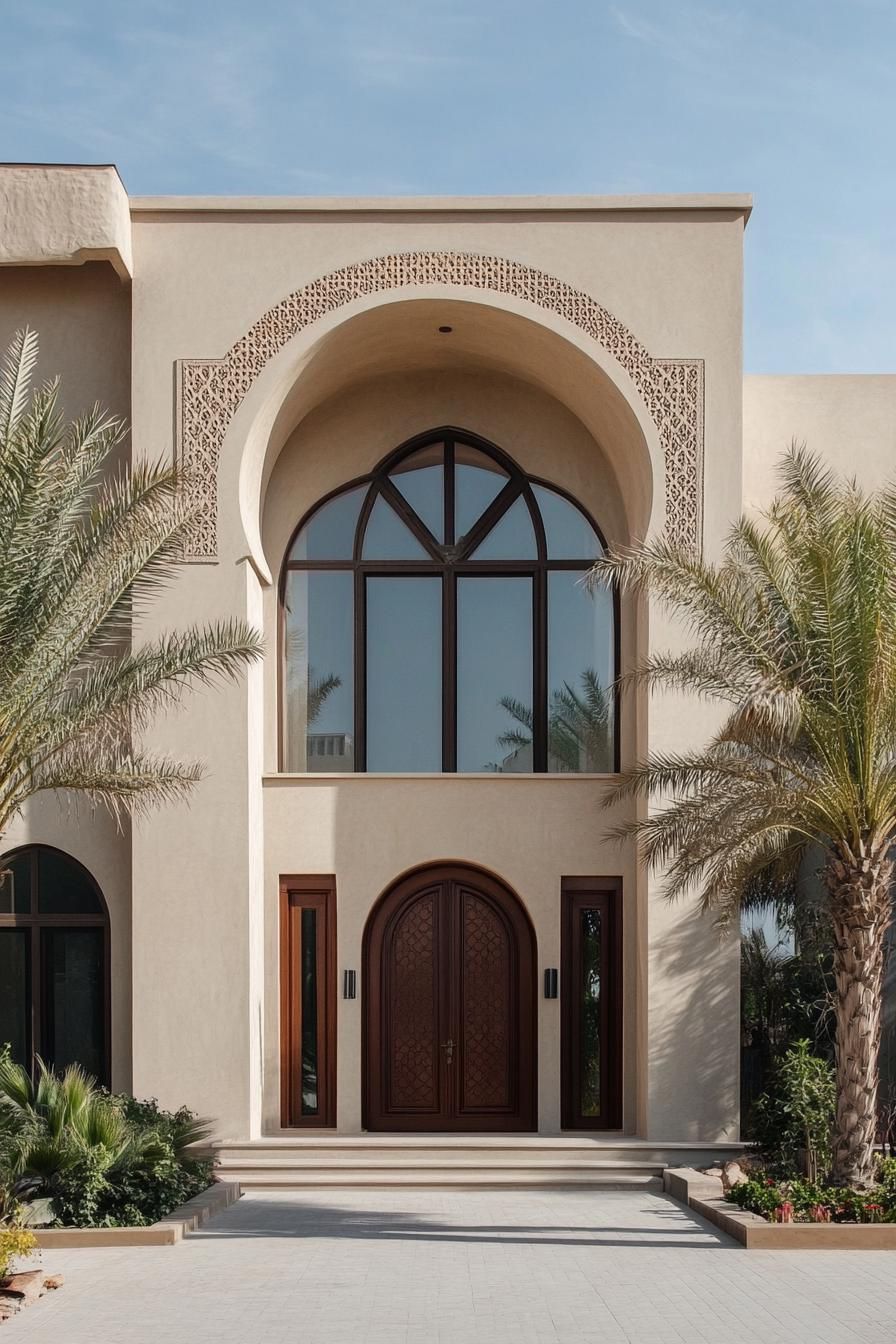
0, 846, 108, 1084
579, 908, 602, 1117
562, 881, 621, 1130
281, 880, 336, 1127
300, 909, 318, 1116
281, 429, 616, 774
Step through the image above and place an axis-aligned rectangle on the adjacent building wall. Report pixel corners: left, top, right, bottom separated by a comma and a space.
744, 374, 896, 505
0, 260, 133, 1090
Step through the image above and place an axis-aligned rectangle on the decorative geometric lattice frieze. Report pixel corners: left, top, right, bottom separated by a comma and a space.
176, 251, 704, 559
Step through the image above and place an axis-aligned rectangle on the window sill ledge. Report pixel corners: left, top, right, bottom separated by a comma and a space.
263, 772, 621, 783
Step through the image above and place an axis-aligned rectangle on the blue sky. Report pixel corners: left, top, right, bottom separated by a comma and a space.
3, 0, 894, 373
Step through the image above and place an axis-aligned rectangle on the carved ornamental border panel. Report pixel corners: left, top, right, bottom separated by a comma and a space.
176, 251, 704, 560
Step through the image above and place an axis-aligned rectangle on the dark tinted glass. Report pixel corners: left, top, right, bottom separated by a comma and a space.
0, 930, 29, 1067
454, 446, 508, 539
42, 927, 105, 1082
532, 484, 602, 559
0, 853, 32, 914
547, 572, 614, 773
300, 909, 318, 1116
457, 577, 533, 772
288, 485, 366, 562
391, 444, 444, 540
283, 570, 355, 771
362, 494, 430, 560
366, 577, 442, 771
38, 850, 102, 915
470, 495, 536, 560
579, 907, 602, 1117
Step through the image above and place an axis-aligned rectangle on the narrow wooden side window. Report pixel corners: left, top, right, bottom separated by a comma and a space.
561, 877, 622, 1130
280, 876, 336, 1128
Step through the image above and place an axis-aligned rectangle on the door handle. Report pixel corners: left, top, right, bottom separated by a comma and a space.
441, 1038, 454, 1065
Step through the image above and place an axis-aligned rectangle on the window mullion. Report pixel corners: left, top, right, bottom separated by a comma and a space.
355, 569, 366, 772
445, 438, 455, 546
534, 569, 548, 772
443, 571, 457, 772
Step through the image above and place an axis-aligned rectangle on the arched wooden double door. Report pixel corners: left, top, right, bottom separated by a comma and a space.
364, 865, 536, 1131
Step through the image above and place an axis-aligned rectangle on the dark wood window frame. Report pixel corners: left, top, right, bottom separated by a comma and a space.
561, 876, 623, 1131
279, 426, 620, 774
0, 844, 111, 1086
280, 875, 337, 1128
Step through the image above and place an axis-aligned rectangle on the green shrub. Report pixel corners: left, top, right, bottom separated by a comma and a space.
750, 1040, 835, 1179
0, 1051, 213, 1228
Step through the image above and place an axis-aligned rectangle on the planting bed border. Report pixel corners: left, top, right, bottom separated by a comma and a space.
31, 1181, 241, 1248
665, 1168, 896, 1249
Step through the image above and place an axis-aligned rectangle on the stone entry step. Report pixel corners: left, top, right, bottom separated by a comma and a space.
211, 1136, 742, 1189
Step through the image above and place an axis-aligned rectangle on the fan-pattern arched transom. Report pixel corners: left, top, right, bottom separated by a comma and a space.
281, 429, 616, 774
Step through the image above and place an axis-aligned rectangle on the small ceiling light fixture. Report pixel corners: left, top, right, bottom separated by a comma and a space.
438, 325, 453, 333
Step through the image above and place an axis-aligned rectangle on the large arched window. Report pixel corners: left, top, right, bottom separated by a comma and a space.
0, 846, 109, 1083
281, 429, 616, 774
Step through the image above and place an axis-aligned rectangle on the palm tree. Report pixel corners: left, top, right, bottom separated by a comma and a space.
497, 668, 613, 772
0, 329, 262, 835
590, 447, 896, 1188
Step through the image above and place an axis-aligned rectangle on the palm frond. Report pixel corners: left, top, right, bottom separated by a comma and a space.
0, 328, 39, 441
0, 331, 262, 832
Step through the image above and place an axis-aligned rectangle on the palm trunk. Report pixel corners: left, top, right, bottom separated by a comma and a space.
827, 840, 893, 1189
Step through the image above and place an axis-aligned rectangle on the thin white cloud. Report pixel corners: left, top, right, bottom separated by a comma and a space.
609, 6, 666, 45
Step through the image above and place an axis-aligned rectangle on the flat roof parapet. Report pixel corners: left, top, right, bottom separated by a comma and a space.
0, 163, 132, 278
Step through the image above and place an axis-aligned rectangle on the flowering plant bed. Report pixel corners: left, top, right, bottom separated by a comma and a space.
665, 1167, 896, 1249
726, 1157, 896, 1225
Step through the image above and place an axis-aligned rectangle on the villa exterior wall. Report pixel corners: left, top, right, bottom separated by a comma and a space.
120, 200, 746, 1141
1, 169, 810, 1146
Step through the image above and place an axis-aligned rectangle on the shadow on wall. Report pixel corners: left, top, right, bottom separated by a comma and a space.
649, 902, 739, 1142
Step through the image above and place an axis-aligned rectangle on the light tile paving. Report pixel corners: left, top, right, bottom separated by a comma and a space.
5, 1188, 896, 1344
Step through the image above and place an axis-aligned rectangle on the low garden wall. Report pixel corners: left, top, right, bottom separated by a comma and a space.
31, 1181, 241, 1248
665, 1168, 896, 1249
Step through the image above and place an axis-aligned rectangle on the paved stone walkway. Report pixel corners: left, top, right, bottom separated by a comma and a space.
6, 1188, 896, 1343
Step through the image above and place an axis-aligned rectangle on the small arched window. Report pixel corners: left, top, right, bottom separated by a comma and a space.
281, 429, 616, 774
0, 846, 109, 1084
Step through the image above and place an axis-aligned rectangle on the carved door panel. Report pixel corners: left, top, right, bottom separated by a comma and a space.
364, 866, 535, 1132
384, 883, 445, 1118
455, 883, 514, 1117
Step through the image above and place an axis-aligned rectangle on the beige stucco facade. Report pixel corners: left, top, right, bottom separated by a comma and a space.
2, 164, 892, 1146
